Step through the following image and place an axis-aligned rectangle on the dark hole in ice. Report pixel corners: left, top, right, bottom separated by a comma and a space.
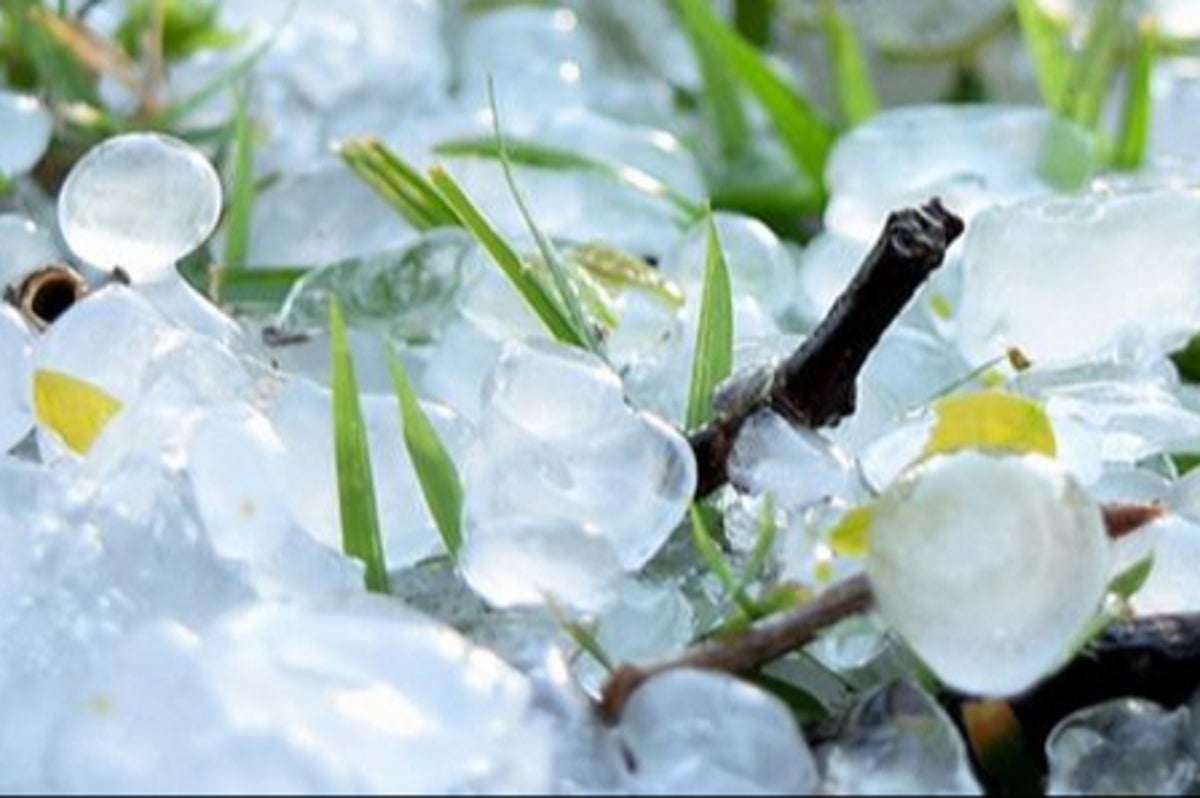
16, 265, 89, 330
29, 275, 79, 323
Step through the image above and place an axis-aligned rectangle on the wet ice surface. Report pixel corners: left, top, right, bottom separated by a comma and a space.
956, 188, 1200, 367
618, 669, 820, 795
11, 0, 1200, 792
58, 134, 223, 280
0, 91, 52, 178
868, 452, 1110, 696
820, 681, 982, 795
1046, 698, 1198, 795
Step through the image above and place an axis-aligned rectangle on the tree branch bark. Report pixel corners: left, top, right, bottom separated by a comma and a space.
690, 198, 965, 498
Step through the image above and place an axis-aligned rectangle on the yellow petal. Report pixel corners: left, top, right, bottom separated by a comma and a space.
33, 369, 123, 454
829, 505, 874, 558
923, 390, 1056, 460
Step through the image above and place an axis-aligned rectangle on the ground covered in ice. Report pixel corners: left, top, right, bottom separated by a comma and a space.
5, 0, 1200, 794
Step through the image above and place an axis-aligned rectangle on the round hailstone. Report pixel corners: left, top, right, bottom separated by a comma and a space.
0, 90, 52, 178
868, 451, 1110, 696
57, 133, 222, 280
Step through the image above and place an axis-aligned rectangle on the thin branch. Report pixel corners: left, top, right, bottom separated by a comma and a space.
690, 198, 965, 497
599, 502, 1164, 722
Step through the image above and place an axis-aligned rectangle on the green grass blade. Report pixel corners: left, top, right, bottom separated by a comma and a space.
685, 214, 734, 430
433, 135, 705, 222
1112, 19, 1158, 171
428, 164, 589, 349
153, 32, 274, 129
672, 0, 835, 189
734, 0, 774, 47
341, 138, 459, 231
194, 264, 306, 309
820, 0, 878, 126
386, 343, 464, 561
1060, 0, 1127, 128
568, 243, 685, 309
221, 87, 254, 270
487, 84, 600, 354
329, 297, 390, 593
545, 595, 615, 673
1014, 0, 1072, 110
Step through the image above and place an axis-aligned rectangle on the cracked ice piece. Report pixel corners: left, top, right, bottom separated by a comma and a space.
619, 668, 820, 794
868, 451, 1110, 696
956, 189, 1200, 367
821, 680, 982, 795
1046, 698, 1197, 795
58, 133, 222, 280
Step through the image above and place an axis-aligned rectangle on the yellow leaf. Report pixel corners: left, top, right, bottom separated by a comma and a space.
923, 390, 1056, 460
829, 505, 874, 558
33, 370, 123, 454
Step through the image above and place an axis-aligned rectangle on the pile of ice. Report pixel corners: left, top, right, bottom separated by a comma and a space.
4, 0, 1200, 793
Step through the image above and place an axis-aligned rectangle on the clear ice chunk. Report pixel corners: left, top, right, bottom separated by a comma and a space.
462, 341, 695, 609
0, 214, 60, 287
821, 680, 983, 795
0, 90, 52, 177
956, 189, 1200, 367
1046, 698, 1197, 795
57, 133, 222, 280
868, 451, 1110, 696
41, 601, 551, 793
0, 305, 33, 451
824, 105, 1061, 244
729, 408, 861, 512
619, 668, 820, 794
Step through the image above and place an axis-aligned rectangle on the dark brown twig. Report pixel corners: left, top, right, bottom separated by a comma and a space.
599, 503, 1165, 722
690, 198, 965, 498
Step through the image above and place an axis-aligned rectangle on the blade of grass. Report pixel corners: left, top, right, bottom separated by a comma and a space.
685, 213, 734, 430
690, 505, 758, 619
1014, 0, 1072, 110
487, 81, 600, 354
546, 595, 615, 673
1060, 0, 1127, 128
329, 297, 390, 593
733, 0, 774, 47
152, 0, 295, 130
199, 264, 305, 308
341, 138, 458, 231
385, 343, 464, 561
820, 0, 878, 127
671, 0, 835, 191
221, 86, 254, 269
433, 135, 705, 222
428, 164, 590, 349
1112, 18, 1158, 171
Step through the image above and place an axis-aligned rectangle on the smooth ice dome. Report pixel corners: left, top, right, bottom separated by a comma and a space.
0, 90, 52, 177
824, 105, 1064, 243
58, 133, 222, 279
619, 669, 819, 794
868, 451, 1110, 696
956, 189, 1200, 366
